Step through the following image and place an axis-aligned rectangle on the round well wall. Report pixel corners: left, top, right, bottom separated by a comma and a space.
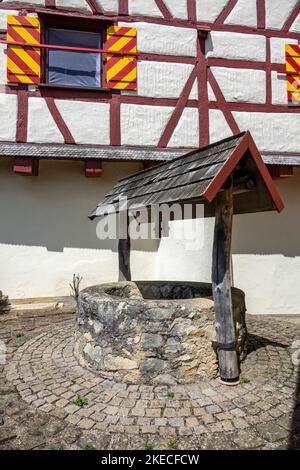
74, 281, 247, 384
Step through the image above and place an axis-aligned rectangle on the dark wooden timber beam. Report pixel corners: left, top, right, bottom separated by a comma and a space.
118, 211, 131, 281
212, 182, 240, 384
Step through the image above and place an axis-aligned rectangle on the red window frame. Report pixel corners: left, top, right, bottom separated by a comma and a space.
39, 14, 110, 91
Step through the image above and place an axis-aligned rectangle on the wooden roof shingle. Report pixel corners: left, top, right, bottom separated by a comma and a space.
89, 131, 284, 219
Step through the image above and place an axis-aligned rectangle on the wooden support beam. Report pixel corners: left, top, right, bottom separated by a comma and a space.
118, 211, 131, 281
13, 158, 39, 176
212, 184, 240, 384
85, 159, 103, 177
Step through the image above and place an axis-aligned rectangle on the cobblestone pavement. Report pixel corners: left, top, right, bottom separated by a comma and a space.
0, 312, 300, 450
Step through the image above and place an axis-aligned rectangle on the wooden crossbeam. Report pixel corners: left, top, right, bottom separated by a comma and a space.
85, 160, 103, 177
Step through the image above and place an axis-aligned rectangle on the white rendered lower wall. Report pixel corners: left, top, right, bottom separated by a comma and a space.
0, 158, 157, 299
156, 169, 300, 315
0, 158, 299, 314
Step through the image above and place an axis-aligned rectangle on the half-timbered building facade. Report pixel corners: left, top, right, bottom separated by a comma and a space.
0, 0, 299, 314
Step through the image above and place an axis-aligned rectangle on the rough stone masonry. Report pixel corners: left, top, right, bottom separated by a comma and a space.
74, 281, 247, 385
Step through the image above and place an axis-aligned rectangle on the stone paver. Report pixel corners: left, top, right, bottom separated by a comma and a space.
0, 312, 300, 450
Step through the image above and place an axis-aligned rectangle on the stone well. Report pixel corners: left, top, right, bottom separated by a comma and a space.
74, 281, 247, 385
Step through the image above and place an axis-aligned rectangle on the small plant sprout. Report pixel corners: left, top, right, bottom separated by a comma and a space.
72, 395, 88, 407
168, 437, 178, 449
70, 379, 76, 385
166, 390, 175, 399
70, 273, 83, 301
240, 374, 251, 384
15, 332, 24, 338
83, 443, 95, 450
144, 442, 155, 450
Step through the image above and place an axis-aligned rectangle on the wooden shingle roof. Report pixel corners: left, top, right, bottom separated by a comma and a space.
89, 131, 284, 219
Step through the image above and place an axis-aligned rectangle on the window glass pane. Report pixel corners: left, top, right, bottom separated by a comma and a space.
47, 28, 101, 88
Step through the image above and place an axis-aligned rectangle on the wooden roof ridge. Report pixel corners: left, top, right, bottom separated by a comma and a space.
203, 131, 284, 211
89, 131, 284, 219
115, 131, 247, 185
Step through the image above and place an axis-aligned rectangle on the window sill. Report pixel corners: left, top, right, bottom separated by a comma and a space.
38, 83, 112, 93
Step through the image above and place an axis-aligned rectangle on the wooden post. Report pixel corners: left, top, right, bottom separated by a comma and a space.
212, 185, 240, 383
118, 211, 131, 281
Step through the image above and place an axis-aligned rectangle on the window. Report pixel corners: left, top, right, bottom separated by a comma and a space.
46, 28, 102, 88
6, 16, 137, 91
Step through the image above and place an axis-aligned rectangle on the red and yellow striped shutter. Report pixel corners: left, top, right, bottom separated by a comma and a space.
105, 26, 137, 90
6, 15, 41, 85
285, 44, 300, 105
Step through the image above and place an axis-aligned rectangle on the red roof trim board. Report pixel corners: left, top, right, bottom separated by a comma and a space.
203, 131, 284, 213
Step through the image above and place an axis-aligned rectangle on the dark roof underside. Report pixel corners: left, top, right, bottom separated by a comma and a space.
90, 132, 284, 219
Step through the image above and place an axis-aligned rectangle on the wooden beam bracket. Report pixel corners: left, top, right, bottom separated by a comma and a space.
13, 157, 39, 176
212, 184, 240, 384
118, 211, 131, 281
85, 159, 103, 177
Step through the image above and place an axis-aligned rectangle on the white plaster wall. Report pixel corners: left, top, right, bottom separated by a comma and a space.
56, 0, 92, 13
128, 0, 163, 18
163, 0, 187, 20
121, 104, 174, 146
290, 13, 300, 33
156, 170, 300, 314
232, 169, 300, 314
232, 111, 300, 152
27, 98, 64, 144
0, 94, 17, 142
0, 158, 159, 298
55, 100, 110, 145
156, 218, 214, 284
271, 71, 288, 105
210, 67, 266, 103
270, 37, 298, 64
119, 22, 197, 57
95, 0, 118, 15
209, 109, 233, 143
206, 32, 266, 62
225, 0, 257, 28
0, 9, 18, 31
0, 45, 6, 85
196, 0, 228, 23
137, 61, 195, 99
168, 107, 199, 148
265, 0, 298, 30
